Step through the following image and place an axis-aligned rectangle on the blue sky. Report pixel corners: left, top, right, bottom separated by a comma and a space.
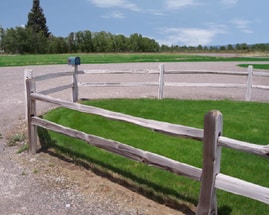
0, 0, 268, 46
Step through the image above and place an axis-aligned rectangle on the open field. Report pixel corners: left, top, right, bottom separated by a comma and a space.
1, 53, 269, 67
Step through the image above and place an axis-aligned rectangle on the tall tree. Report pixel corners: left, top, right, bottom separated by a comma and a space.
26, 0, 50, 38
0, 25, 4, 52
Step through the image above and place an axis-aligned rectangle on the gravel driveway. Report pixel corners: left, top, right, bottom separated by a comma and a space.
0, 62, 268, 215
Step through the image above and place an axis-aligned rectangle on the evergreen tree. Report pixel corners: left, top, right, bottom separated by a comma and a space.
26, 0, 50, 38
0, 25, 4, 52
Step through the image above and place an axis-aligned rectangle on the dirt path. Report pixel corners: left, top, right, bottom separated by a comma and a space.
0, 62, 268, 215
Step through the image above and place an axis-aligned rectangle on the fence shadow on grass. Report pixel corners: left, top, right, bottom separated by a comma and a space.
37, 126, 200, 215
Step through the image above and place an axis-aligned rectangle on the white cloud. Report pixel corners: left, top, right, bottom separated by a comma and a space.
89, 0, 141, 12
102, 11, 125, 19
220, 0, 238, 6
165, 0, 201, 10
205, 22, 228, 34
147, 9, 165, 16
158, 27, 220, 46
231, 19, 253, 34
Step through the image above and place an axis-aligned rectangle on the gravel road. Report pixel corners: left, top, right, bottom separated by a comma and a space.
0, 62, 268, 215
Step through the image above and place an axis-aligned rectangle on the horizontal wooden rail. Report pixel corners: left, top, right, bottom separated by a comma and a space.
33, 70, 84, 81
165, 70, 248, 75
38, 84, 73, 95
79, 82, 159, 87
165, 83, 246, 88
253, 71, 269, 77
81, 69, 269, 77
31, 92, 204, 140
83, 69, 159, 74
32, 116, 202, 181
252, 85, 269, 90
218, 136, 269, 158
216, 173, 269, 204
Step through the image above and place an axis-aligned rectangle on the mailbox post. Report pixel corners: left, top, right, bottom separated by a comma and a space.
68, 57, 81, 102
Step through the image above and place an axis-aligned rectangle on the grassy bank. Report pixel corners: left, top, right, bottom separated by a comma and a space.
238, 64, 269, 70
1, 53, 269, 67
41, 99, 269, 214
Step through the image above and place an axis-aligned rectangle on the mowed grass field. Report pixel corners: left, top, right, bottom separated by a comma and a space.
1, 53, 269, 67
41, 99, 269, 215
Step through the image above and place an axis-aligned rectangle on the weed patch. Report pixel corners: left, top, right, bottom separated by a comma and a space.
7, 133, 26, 147
16, 144, 29, 154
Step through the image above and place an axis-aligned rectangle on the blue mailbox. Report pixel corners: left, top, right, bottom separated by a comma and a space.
68, 56, 81, 65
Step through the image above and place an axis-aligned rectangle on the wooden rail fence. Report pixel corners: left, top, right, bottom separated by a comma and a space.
78, 64, 268, 101
25, 64, 269, 103
24, 65, 269, 215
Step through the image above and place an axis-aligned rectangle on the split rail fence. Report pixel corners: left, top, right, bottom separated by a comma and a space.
66, 64, 268, 101
24, 65, 269, 215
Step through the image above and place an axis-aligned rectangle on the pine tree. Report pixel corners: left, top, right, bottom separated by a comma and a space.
26, 0, 50, 38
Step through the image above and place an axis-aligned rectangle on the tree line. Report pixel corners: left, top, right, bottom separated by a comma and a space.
0, 0, 268, 54
2, 24, 269, 55
0, 27, 161, 54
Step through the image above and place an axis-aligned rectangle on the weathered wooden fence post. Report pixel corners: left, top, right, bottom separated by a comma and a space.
72, 64, 79, 102
197, 110, 223, 215
158, 64, 165, 99
245, 65, 253, 101
24, 69, 33, 121
25, 77, 37, 155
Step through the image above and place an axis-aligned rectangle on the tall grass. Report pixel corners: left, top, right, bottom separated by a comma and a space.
41, 99, 269, 214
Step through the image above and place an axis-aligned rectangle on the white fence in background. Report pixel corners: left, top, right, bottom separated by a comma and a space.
26, 64, 269, 102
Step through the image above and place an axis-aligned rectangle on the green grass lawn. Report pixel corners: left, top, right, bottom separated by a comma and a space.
41, 99, 269, 215
1, 53, 269, 67
238, 64, 269, 70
